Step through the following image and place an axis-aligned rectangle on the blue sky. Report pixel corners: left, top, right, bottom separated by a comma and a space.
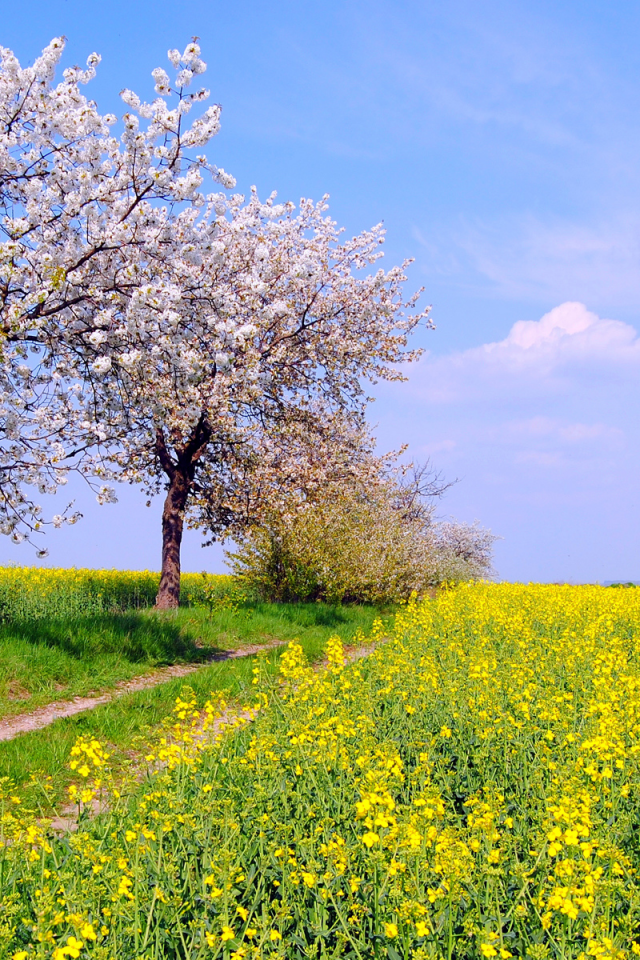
1, 0, 639, 581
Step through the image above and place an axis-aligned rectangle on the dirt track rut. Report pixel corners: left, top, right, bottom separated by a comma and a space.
0, 640, 284, 743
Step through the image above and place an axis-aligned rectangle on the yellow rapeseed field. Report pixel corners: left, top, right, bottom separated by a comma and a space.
2, 583, 640, 959
0, 566, 233, 619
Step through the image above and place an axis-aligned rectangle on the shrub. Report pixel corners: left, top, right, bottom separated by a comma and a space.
227, 471, 496, 603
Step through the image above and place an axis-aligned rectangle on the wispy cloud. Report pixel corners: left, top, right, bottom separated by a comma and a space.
486, 416, 623, 445
417, 216, 640, 308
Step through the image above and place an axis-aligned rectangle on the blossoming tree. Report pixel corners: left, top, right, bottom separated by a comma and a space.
77, 186, 430, 606
0, 38, 430, 604
0, 38, 229, 547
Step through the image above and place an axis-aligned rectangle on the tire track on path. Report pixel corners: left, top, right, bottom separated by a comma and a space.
0, 640, 285, 743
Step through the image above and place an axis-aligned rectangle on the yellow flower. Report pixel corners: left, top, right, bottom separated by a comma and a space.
221, 926, 235, 941
53, 937, 84, 960
117, 875, 134, 900
269, 930, 282, 941
362, 831, 380, 848
384, 923, 398, 938
416, 921, 429, 937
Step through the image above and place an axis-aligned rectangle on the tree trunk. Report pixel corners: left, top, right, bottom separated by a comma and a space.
156, 465, 190, 609
154, 417, 212, 610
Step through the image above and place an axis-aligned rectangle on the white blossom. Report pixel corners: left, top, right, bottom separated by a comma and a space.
182, 42, 201, 63
215, 168, 236, 189
120, 88, 140, 108
151, 67, 171, 94
176, 69, 193, 88
92, 357, 112, 374
118, 351, 140, 369
96, 485, 117, 505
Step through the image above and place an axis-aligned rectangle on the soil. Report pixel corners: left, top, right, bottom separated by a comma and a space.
0, 639, 284, 743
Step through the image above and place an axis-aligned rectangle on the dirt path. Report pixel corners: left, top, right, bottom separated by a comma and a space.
0, 640, 284, 743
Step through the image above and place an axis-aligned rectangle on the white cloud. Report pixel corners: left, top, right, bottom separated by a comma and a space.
505, 303, 603, 348
492, 301, 640, 363
513, 450, 564, 468
412, 302, 640, 402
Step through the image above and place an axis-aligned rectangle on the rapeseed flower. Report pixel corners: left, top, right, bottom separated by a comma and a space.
4, 583, 640, 957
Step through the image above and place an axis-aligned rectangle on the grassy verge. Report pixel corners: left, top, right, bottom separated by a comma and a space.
0, 600, 381, 718
0, 602, 387, 808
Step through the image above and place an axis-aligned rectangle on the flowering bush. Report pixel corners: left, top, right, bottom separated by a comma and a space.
228, 477, 496, 602
2, 583, 640, 958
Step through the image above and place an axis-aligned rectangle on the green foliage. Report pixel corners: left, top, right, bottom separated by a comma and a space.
228, 478, 496, 603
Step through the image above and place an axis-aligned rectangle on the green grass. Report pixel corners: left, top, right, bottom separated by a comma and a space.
0, 601, 380, 718
0, 601, 388, 808
0, 654, 263, 812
